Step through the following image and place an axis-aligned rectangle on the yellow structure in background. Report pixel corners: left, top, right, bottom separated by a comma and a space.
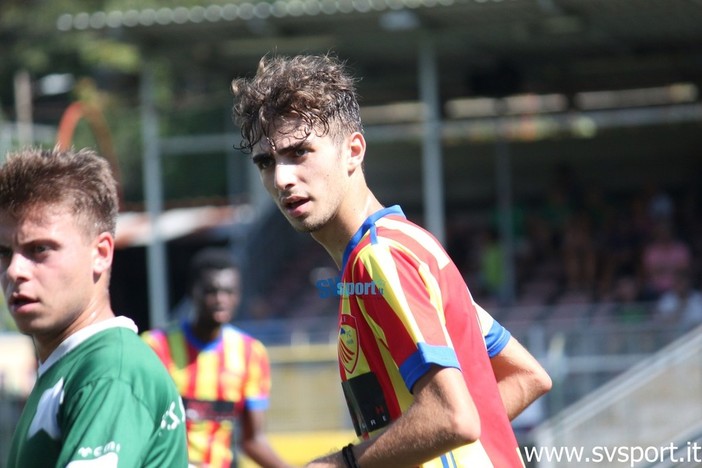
240, 430, 357, 467
0, 332, 36, 397
239, 344, 357, 466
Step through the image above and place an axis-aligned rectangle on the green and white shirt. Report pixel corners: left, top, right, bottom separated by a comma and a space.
7, 316, 188, 468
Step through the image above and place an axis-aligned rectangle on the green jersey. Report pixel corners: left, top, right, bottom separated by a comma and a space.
7, 316, 188, 468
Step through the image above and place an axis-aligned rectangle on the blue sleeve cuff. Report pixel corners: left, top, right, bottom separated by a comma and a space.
400, 342, 461, 392
485, 319, 511, 358
246, 397, 269, 411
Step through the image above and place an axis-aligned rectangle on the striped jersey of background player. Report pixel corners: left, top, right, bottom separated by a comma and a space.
230, 53, 552, 467
142, 248, 290, 468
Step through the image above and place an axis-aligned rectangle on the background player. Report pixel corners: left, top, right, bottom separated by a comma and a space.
1, 146, 188, 467
143, 247, 290, 468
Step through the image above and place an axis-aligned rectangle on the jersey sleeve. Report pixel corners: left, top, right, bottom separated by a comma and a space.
58, 378, 187, 468
351, 240, 463, 392
474, 302, 512, 358
243, 339, 271, 411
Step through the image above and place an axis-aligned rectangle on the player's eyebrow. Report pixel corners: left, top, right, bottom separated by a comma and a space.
255, 140, 305, 161
277, 141, 305, 155
251, 152, 270, 165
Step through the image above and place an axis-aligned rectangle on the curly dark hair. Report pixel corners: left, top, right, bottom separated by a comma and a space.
0, 146, 119, 237
230, 53, 363, 153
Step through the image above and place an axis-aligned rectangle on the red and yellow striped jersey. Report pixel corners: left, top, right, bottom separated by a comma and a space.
338, 205, 524, 467
142, 322, 271, 468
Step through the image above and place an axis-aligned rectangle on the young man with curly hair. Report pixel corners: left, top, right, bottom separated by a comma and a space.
231, 54, 551, 468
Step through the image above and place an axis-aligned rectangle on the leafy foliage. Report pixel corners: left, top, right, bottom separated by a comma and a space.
0, 0, 238, 206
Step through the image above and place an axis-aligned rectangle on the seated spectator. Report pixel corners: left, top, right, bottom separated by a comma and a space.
609, 275, 651, 323
655, 270, 702, 327
640, 221, 692, 300
477, 227, 505, 300
561, 212, 597, 292
598, 209, 644, 298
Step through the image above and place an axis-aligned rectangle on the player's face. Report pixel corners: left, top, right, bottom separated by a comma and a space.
0, 205, 108, 346
192, 268, 241, 325
251, 119, 350, 233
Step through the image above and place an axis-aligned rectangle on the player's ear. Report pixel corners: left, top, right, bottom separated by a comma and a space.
347, 132, 366, 172
93, 231, 114, 276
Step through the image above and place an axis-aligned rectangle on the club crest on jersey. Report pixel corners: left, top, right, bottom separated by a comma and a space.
339, 314, 359, 374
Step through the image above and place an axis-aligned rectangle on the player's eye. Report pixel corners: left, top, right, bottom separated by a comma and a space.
0, 246, 11, 260
34, 245, 49, 253
252, 155, 274, 170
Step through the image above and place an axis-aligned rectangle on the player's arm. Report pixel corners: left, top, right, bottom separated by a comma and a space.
491, 337, 552, 420
240, 407, 292, 468
475, 304, 552, 420
306, 365, 480, 468
240, 340, 292, 468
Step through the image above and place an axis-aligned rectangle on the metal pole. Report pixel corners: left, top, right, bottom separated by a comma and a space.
139, 65, 169, 328
13, 70, 33, 146
418, 36, 446, 244
495, 102, 516, 305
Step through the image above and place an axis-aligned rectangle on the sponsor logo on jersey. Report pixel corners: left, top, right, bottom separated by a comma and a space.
316, 276, 385, 298
339, 314, 360, 374
77, 441, 121, 459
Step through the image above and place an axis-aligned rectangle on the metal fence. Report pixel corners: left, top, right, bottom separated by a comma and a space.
0, 303, 691, 468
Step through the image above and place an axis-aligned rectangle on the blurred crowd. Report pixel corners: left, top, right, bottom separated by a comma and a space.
457, 166, 701, 326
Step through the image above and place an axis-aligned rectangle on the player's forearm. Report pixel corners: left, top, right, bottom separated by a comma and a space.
307, 367, 480, 468
498, 372, 550, 420
306, 407, 475, 468
242, 438, 292, 468
493, 340, 552, 420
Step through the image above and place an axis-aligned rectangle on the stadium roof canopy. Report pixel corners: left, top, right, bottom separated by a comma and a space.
56, 0, 702, 105
55, 0, 702, 327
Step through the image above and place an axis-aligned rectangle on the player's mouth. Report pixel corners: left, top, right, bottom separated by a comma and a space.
281, 196, 310, 218
8, 293, 38, 314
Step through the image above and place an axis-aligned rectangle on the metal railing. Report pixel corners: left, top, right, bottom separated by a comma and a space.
0, 302, 693, 468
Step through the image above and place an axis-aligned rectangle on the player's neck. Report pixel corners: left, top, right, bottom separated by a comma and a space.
35, 303, 115, 362
312, 189, 383, 269
190, 319, 222, 344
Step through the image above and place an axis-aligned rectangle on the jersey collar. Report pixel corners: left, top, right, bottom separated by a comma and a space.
38, 316, 138, 376
182, 321, 224, 351
341, 204, 405, 272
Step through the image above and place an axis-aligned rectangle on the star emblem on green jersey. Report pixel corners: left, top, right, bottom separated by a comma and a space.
28, 377, 64, 440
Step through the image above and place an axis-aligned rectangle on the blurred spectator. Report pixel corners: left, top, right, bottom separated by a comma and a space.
609, 275, 651, 324
561, 212, 597, 292
540, 186, 573, 253
552, 162, 584, 210
477, 227, 506, 300
581, 185, 609, 233
654, 270, 702, 327
648, 191, 675, 222
598, 208, 644, 298
641, 180, 675, 223
629, 192, 657, 244
640, 221, 692, 300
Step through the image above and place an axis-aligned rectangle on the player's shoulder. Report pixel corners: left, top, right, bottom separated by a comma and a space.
375, 216, 442, 249
141, 322, 180, 341
222, 324, 267, 349
363, 216, 450, 268
222, 323, 252, 340
67, 326, 167, 384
